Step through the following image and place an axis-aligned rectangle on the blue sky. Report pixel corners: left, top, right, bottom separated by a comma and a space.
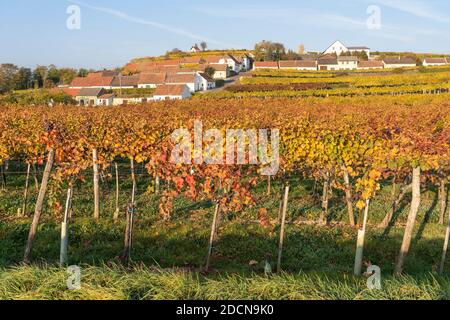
1, 0, 449, 69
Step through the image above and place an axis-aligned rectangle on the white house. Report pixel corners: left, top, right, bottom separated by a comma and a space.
317, 58, 338, 71
201, 64, 230, 80
190, 44, 202, 53
75, 88, 106, 106
323, 41, 370, 58
423, 58, 447, 67
97, 94, 114, 106
358, 61, 384, 70
153, 84, 191, 101
138, 73, 167, 88
198, 73, 216, 91
279, 60, 317, 71
240, 54, 254, 71
323, 40, 348, 56
165, 73, 202, 92
382, 57, 416, 68
337, 56, 359, 70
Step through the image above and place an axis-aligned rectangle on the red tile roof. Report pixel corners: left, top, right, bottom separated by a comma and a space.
154, 84, 187, 96
423, 58, 447, 64
165, 73, 196, 84
358, 61, 384, 68
51, 87, 80, 97
254, 61, 279, 68
138, 73, 167, 85
70, 76, 114, 87
279, 60, 316, 68
99, 94, 114, 99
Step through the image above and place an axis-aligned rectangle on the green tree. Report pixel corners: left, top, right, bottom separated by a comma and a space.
204, 66, 216, 78
0, 64, 19, 93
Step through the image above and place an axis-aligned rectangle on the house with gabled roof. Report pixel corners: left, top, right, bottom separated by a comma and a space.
75, 88, 106, 106
137, 73, 167, 88
382, 57, 416, 68
198, 73, 216, 91
358, 61, 384, 70
423, 58, 447, 67
323, 41, 370, 57
153, 84, 191, 100
199, 64, 230, 79
70, 75, 114, 89
190, 44, 202, 53
110, 74, 139, 89
165, 73, 202, 92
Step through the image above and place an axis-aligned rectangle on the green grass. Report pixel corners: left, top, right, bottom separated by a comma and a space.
0, 161, 448, 300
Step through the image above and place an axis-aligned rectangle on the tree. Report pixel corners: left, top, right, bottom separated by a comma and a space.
33, 66, 48, 88
77, 68, 89, 77
204, 66, 216, 78
13, 68, 32, 90
0, 64, 19, 93
200, 41, 208, 51
59, 68, 77, 85
254, 41, 286, 61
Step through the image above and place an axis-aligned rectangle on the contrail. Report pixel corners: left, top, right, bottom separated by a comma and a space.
68, 0, 240, 48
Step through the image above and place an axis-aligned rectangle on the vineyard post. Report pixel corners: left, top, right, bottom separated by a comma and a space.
342, 166, 355, 226
320, 173, 330, 224
438, 175, 447, 225
439, 202, 450, 274
92, 149, 100, 219
32, 163, 39, 191
60, 186, 73, 266
205, 203, 220, 272
394, 166, 421, 275
277, 183, 284, 223
354, 199, 370, 276
155, 176, 160, 194
0, 163, 6, 190
267, 176, 271, 196
114, 162, 120, 221
123, 203, 135, 265
130, 159, 137, 205
23, 148, 55, 263
21, 163, 31, 217
277, 185, 290, 273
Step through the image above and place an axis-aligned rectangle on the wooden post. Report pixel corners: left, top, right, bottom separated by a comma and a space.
24, 148, 55, 263
123, 203, 135, 265
113, 162, 120, 221
277, 185, 290, 273
60, 187, 73, 266
155, 176, 160, 194
205, 203, 220, 271
439, 203, 450, 274
92, 149, 100, 219
320, 174, 329, 224
354, 199, 370, 276
394, 167, 421, 275
342, 166, 355, 226
32, 163, 39, 191
0, 163, 6, 190
439, 176, 447, 225
130, 159, 137, 205
267, 175, 271, 196
21, 163, 31, 217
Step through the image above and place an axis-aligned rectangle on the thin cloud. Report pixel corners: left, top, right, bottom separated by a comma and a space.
372, 0, 450, 24
68, 0, 240, 48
